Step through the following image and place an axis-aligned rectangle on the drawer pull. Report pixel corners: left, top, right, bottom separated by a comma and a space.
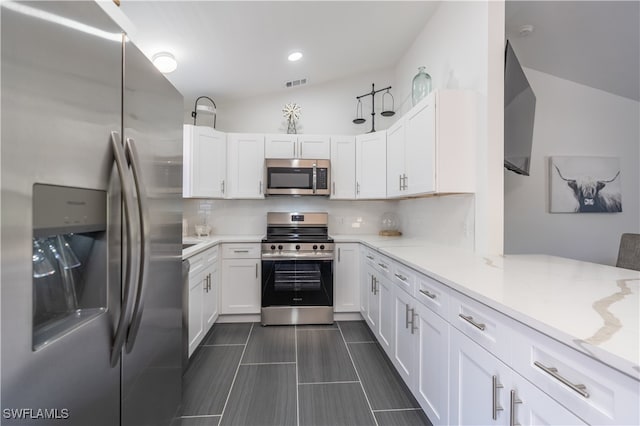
419, 289, 437, 299
459, 314, 486, 331
366, 255, 375, 260
233, 250, 250, 253
394, 273, 407, 281
509, 389, 522, 426
492, 375, 504, 420
377, 263, 388, 269
533, 361, 590, 398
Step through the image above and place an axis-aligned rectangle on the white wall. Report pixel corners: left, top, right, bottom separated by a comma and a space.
391, 1, 504, 254
185, 67, 397, 135
504, 67, 640, 266
183, 198, 396, 237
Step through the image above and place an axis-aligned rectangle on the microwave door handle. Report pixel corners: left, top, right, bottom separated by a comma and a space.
312, 163, 317, 194
109, 131, 140, 368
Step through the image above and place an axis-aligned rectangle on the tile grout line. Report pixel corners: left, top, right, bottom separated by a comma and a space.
295, 324, 300, 426
372, 408, 424, 413
298, 380, 360, 385
336, 321, 380, 426
217, 322, 254, 426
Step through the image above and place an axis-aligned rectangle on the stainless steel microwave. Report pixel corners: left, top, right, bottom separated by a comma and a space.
265, 159, 330, 196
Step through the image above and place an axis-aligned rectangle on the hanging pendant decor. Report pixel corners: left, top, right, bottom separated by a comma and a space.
412, 66, 432, 106
282, 102, 301, 134
352, 83, 393, 133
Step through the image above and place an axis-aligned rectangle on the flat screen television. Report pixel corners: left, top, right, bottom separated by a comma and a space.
504, 40, 536, 176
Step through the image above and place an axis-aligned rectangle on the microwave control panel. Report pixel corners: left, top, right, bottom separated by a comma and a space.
317, 169, 328, 189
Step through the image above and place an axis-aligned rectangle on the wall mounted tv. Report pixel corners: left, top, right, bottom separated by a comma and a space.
504, 40, 536, 176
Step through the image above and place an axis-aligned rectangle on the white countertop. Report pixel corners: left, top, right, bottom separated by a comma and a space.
182, 235, 263, 259
332, 234, 640, 380
184, 233, 639, 380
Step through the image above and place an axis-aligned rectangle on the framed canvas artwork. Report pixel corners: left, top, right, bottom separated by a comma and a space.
549, 156, 622, 213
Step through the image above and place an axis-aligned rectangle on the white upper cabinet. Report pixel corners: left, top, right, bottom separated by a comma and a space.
183, 125, 226, 198
264, 134, 297, 159
385, 119, 406, 198
388, 90, 476, 197
226, 133, 265, 199
265, 134, 330, 159
355, 131, 386, 199
330, 135, 356, 199
298, 134, 330, 159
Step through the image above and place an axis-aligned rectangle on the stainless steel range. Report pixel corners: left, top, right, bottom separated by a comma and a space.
261, 212, 334, 325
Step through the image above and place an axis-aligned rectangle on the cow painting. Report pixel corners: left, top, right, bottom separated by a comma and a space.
550, 157, 622, 213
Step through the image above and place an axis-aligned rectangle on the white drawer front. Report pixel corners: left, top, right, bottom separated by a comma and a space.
374, 254, 392, 278
391, 262, 415, 296
187, 254, 205, 277
414, 274, 449, 318
363, 249, 377, 267
203, 246, 219, 265
449, 290, 514, 363
512, 323, 640, 426
222, 243, 260, 259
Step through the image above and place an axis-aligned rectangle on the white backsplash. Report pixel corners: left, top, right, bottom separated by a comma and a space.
396, 195, 475, 250
183, 198, 397, 237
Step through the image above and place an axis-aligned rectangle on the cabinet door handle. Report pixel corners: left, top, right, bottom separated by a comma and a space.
509, 389, 522, 426
338, 248, 341, 262
399, 174, 402, 191
533, 361, 589, 398
332, 182, 336, 195
356, 182, 360, 195
405, 303, 410, 329
404, 174, 408, 190
255, 263, 258, 279
419, 289, 437, 299
221, 180, 225, 194
259, 180, 262, 194
293, 142, 296, 158
410, 309, 418, 334
459, 314, 486, 331
394, 273, 407, 281
371, 275, 374, 293
299, 141, 303, 157
374, 277, 378, 295
492, 375, 504, 420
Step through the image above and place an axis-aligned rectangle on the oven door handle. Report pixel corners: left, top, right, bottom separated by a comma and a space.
312, 163, 317, 194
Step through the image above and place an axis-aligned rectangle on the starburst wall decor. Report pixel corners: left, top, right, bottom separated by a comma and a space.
282, 102, 301, 134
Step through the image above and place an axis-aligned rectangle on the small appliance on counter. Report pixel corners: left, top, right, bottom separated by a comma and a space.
261, 212, 334, 325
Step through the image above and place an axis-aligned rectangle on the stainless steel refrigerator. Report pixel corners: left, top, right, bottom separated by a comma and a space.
1, 2, 183, 425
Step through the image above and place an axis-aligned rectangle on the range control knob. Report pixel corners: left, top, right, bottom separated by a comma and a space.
270, 245, 276, 250
278, 245, 283, 250
320, 245, 325, 250
313, 245, 318, 250
295, 245, 301, 250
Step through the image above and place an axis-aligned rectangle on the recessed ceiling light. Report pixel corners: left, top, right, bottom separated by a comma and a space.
152, 52, 177, 73
288, 51, 303, 62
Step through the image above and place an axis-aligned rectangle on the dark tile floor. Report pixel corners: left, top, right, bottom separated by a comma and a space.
174, 321, 432, 426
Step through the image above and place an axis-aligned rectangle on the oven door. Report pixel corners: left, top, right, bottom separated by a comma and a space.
261, 259, 333, 307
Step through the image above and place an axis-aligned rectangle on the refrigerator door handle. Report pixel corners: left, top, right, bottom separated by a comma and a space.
110, 131, 140, 368
124, 137, 150, 353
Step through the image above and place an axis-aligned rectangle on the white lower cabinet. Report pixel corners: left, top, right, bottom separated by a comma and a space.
221, 243, 261, 314
393, 286, 416, 386
414, 302, 449, 426
450, 326, 585, 426
334, 243, 360, 312
187, 246, 219, 358
377, 274, 394, 356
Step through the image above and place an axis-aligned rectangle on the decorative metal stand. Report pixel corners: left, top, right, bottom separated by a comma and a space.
353, 83, 393, 133
192, 96, 217, 128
